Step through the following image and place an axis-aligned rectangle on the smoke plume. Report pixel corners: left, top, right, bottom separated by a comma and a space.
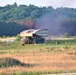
37, 12, 67, 36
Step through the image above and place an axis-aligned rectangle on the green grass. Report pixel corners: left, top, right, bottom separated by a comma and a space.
0, 58, 27, 68
46, 39, 76, 45
0, 39, 76, 50
0, 39, 76, 54
1, 70, 76, 75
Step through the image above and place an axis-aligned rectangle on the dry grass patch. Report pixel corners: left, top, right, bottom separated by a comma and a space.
0, 53, 76, 74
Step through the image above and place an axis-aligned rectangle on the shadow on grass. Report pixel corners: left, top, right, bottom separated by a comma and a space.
0, 57, 35, 68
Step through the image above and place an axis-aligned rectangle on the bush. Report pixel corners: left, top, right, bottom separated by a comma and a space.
64, 33, 70, 38
15, 34, 21, 41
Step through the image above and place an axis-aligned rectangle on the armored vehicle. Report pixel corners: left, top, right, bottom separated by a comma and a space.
20, 29, 48, 44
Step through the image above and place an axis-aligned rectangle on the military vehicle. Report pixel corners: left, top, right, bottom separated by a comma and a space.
20, 29, 48, 44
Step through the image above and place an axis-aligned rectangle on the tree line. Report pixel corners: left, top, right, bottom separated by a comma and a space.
0, 2, 76, 36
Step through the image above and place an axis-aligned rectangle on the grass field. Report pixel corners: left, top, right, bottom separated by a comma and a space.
0, 38, 76, 75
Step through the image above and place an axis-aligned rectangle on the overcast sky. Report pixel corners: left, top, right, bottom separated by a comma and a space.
0, 0, 76, 8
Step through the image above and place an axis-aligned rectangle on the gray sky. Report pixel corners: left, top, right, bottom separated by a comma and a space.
0, 0, 76, 8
